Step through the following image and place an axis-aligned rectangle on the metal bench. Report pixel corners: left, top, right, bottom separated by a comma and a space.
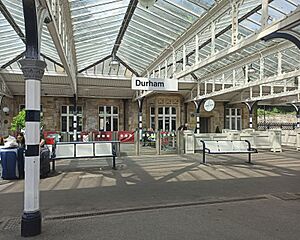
200, 140, 257, 164
52, 141, 120, 171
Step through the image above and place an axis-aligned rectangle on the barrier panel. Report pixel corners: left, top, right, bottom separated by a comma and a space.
240, 130, 282, 152
282, 129, 300, 150
118, 131, 135, 143
55, 141, 120, 159
160, 131, 176, 152
190, 130, 282, 153
78, 131, 89, 142
93, 131, 113, 141
194, 133, 239, 151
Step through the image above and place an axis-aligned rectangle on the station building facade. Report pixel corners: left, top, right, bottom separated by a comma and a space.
1, 94, 256, 137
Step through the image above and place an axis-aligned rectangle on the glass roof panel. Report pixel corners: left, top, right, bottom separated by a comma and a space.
118, 0, 216, 74
70, 0, 129, 69
0, 13, 24, 68
1, 0, 62, 67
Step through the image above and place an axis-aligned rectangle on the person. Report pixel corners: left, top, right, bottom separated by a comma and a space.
16, 132, 25, 148
3, 136, 18, 148
0, 136, 4, 146
105, 120, 111, 131
178, 123, 188, 131
215, 126, 221, 133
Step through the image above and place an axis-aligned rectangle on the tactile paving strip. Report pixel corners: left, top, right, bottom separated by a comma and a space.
271, 192, 300, 201
1, 217, 20, 231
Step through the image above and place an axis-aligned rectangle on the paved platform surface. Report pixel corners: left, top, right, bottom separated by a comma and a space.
0, 149, 300, 239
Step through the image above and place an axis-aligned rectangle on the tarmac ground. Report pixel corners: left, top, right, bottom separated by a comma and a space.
0, 149, 300, 239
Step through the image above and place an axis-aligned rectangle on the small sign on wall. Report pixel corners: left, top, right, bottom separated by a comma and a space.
132, 77, 178, 91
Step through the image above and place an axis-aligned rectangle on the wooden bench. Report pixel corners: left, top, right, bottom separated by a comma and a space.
52, 141, 120, 171
200, 140, 257, 164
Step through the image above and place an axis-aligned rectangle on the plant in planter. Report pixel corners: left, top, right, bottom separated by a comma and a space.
10, 109, 25, 132
10, 109, 44, 133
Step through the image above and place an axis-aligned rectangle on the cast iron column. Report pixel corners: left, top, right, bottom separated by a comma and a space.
73, 94, 77, 141
291, 104, 300, 128
137, 97, 144, 138
20, 61, 46, 237
244, 101, 258, 129
20, 0, 46, 237
194, 99, 205, 134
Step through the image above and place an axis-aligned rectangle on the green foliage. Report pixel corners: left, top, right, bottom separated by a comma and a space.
10, 109, 25, 131
257, 106, 296, 116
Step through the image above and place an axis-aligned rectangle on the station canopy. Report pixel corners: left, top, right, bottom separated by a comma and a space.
0, 0, 300, 102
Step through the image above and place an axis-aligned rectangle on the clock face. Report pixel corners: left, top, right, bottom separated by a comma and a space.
204, 99, 215, 112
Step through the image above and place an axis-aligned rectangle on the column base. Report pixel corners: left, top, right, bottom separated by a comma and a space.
21, 211, 42, 237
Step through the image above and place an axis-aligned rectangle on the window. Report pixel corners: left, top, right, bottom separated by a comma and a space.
61, 105, 82, 132
99, 106, 118, 131
225, 108, 242, 130
150, 107, 155, 130
156, 106, 177, 131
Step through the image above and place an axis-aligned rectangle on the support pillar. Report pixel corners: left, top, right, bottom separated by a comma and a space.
243, 101, 258, 129
194, 99, 205, 134
20, 59, 46, 237
290, 103, 300, 128
137, 97, 144, 138
20, 0, 47, 237
73, 94, 77, 141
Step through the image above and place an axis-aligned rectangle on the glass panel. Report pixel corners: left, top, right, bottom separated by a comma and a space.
61, 116, 67, 132
158, 117, 163, 130
172, 107, 176, 115
106, 117, 112, 131
106, 106, 111, 114
231, 118, 236, 130
165, 117, 170, 131
225, 117, 230, 129
231, 109, 235, 116
69, 116, 74, 131
150, 107, 155, 115
99, 117, 104, 131
225, 109, 230, 115
113, 117, 118, 131
165, 107, 170, 115
158, 107, 163, 115
151, 117, 155, 129
77, 106, 82, 114
99, 106, 104, 114
237, 117, 241, 130
237, 109, 241, 116
113, 106, 118, 114
62, 106, 67, 114
172, 118, 176, 131
69, 106, 74, 114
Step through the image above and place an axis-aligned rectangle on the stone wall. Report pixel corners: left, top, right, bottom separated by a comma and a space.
0, 95, 258, 135
257, 114, 297, 123
0, 96, 16, 136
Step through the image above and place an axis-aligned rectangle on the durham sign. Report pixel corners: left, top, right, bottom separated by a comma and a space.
132, 77, 178, 91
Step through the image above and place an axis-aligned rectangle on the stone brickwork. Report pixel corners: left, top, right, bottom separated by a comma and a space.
0, 95, 257, 135
258, 114, 297, 123
0, 96, 16, 136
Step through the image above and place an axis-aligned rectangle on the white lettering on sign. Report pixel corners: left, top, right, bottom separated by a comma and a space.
204, 99, 215, 112
132, 77, 178, 91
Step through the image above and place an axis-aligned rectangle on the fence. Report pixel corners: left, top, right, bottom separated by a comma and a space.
258, 122, 297, 130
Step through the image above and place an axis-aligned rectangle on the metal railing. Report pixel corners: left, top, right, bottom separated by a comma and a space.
257, 122, 297, 130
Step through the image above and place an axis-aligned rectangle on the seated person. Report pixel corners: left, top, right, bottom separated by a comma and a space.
178, 123, 188, 131
17, 132, 25, 148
